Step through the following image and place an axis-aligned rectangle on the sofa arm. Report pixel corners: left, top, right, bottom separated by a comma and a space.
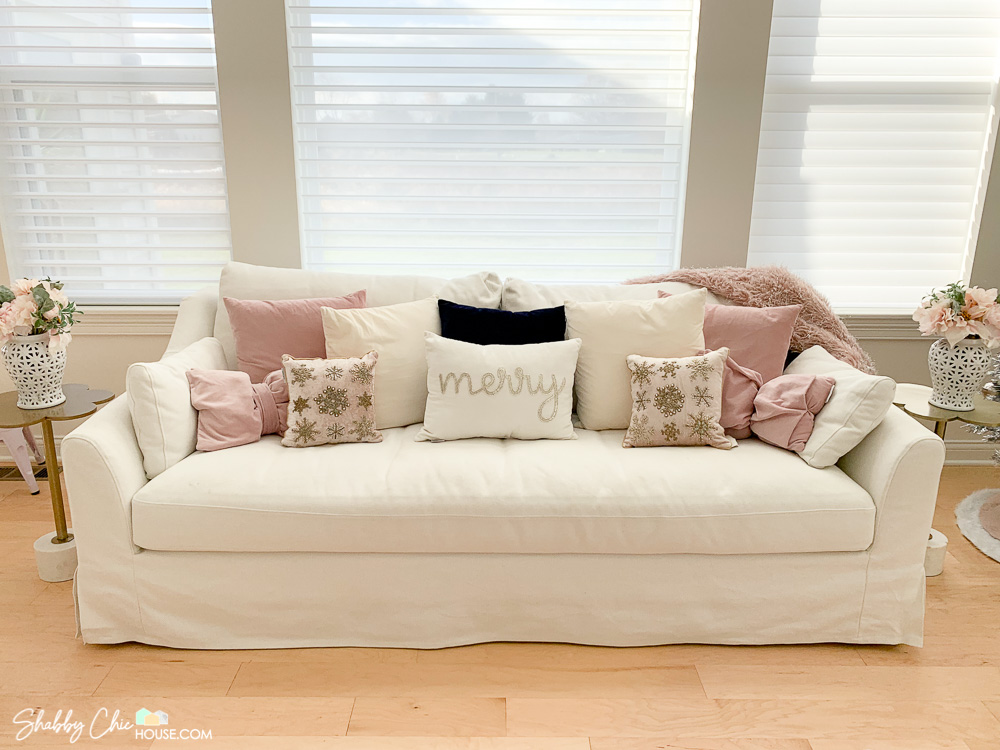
63, 396, 146, 554
837, 405, 945, 643
63, 396, 148, 640
164, 286, 218, 357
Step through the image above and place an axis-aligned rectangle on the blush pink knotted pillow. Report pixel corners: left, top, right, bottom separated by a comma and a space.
224, 290, 366, 383
750, 374, 836, 453
658, 291, 800, 383
714, 351, 764, 440
186, 368, 289, 451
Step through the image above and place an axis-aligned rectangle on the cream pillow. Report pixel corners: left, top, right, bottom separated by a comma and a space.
322, 297, 439, 429
215, 262, 502, 368
126, 337, 229, 479
783, 345, 896, 468
417, 333, 582, 441
501, 277, 724, 312
566, 289, 707, 430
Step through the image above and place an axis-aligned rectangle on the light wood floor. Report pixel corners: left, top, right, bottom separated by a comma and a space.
1, 467, 999, 749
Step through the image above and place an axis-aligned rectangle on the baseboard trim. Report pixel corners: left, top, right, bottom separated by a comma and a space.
944, 437, 997, 465
842, 313, 924, 341
74, 306, 178, 336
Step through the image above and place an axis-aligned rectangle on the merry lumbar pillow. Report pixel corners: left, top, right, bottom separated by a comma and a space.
565, 288, 708, 430
417, 332, 582, 441
623, 348, 736, 450
281, 352, 383, 447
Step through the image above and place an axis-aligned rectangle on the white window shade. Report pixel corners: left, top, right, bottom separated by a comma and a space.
748, 0, 1000, 312
286, 0, 698, 282
0, 0, 232, 304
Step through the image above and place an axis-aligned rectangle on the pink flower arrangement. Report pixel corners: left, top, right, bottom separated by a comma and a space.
0, 278, 77, 352
913, 281, 1000, 348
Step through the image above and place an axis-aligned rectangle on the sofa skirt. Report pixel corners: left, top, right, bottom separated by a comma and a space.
76, 546, 925, 649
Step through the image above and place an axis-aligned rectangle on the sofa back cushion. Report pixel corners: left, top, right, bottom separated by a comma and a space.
214, 262, 502, 368
126, 337, 229, 479
501, 277, 723, 312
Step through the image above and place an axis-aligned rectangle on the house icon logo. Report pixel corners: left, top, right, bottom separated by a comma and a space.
135, 708, 168, 727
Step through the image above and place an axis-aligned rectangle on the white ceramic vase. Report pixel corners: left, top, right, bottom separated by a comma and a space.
928, 337, 993, 412
2, 332, 67, 409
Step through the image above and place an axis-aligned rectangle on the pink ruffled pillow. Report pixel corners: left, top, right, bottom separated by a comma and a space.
186, 368, 289, 451
224, 291, 366, 383
750, 374, 836, 453
658, 291, 800, 382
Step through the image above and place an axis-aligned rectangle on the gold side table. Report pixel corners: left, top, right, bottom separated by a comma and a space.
0, 383, 113, 581
893, 383, 1000, 439
891, 383, 1000, 577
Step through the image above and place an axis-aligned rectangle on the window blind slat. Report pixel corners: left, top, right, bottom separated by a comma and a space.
0, 0, 232, 305
287, 0, 696, 280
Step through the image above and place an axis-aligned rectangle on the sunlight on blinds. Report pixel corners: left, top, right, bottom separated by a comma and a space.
748, 0, 1000, 311
0, 0, 232, 303
287, 0, 699, 282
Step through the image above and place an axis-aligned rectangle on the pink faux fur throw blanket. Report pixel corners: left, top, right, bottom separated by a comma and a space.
627, 266, 876, 374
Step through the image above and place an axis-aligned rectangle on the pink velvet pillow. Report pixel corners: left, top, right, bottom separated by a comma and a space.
187, 368, 289, 451
712, 351, 764, 440
750, 374, 836, 453
658, 292, 800, 383
224, 291, 366, 383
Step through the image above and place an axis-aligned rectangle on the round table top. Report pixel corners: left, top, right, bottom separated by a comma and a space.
894, 382, 1000, 428
0, 383, 114, 428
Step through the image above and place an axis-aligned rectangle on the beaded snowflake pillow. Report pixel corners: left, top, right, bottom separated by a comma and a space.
280, 351, 383, 447
623, 348, 736, 450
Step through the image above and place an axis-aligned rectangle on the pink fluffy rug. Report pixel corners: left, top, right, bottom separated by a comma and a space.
956, 488, 1000, 563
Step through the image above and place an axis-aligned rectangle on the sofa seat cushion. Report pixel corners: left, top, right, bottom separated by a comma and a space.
132, 428, 876, 555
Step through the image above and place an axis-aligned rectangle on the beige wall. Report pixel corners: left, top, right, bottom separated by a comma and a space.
0, 0, 995, 463
681, 0, 773, 268
212, 0, 301, 268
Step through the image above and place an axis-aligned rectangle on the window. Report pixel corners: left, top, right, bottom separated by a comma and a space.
748, 0, 1000, 312
286, 0, 699, 282
0, 0, 232, 304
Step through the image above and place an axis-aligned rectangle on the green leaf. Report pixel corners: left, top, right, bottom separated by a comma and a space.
0, 286, 14, 305
31, 286, 55, 315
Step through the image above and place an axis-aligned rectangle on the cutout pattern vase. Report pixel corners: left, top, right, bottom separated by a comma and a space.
2, 333, 66, 409
928, 337, 992, 412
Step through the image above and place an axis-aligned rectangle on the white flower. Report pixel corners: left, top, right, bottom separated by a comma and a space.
48, 287, 68, 307
10, 294, 36, 328
48, 331, 71, 351
11, 278, 39, 296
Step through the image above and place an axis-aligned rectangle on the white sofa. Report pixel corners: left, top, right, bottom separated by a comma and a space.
63, 268, 946, 649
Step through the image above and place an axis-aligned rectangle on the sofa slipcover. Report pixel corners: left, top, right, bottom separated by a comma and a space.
131, 426, 875, 555
65, 277, 946, 648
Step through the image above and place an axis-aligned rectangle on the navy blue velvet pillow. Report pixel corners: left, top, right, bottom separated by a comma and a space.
438, 299, 566, 346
